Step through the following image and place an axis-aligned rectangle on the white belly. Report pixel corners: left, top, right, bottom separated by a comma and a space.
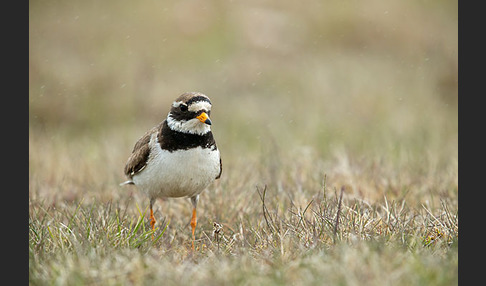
132, 135, 220, 199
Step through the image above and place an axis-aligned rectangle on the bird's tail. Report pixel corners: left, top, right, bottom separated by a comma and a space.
119, 180, 135, 186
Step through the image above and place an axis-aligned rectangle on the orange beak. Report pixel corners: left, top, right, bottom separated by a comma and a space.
196, 112, 212, 125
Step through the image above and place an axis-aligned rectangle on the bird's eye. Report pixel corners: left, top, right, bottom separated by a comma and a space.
180, 105, 188, 112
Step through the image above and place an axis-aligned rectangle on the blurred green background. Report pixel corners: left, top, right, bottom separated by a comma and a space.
29, 0, 457, 203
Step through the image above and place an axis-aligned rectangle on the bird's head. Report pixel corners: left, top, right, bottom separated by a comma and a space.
167, 92, 213, 135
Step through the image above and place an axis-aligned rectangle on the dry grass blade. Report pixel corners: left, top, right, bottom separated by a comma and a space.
257, 185, 276, 232
333, 186, 345, 241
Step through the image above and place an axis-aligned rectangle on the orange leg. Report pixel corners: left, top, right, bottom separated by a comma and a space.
149, 200, 156, 240
191, 207, 197, 250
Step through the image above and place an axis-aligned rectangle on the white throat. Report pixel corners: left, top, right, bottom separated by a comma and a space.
167, 114, 211, 135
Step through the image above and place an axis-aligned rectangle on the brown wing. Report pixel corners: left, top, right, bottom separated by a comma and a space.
124, 125, 160, 179
216, 157, 222, 179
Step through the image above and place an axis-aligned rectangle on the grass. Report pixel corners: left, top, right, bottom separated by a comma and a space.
29, 0, 457, 285
29, 181, 457, 285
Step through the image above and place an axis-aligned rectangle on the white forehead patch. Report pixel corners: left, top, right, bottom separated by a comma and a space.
172, 101, 184, 108
188, 101, 211, 112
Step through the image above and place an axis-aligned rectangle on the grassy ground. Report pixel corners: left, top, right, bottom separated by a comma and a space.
29, 0, 457, 285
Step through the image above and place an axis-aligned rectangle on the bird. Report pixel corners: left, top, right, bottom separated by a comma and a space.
120, 92, 222, 250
